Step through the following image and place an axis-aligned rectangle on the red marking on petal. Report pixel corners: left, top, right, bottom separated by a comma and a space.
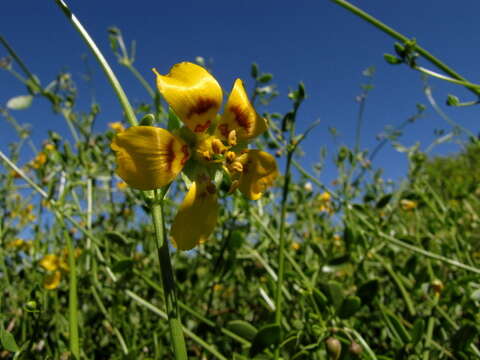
230, 105, 251, 133
166, 139, 176, 172
218, 124, 229, 138
181, 145, 190, 165
194, 120, 211, 133
188, 97, 217, 118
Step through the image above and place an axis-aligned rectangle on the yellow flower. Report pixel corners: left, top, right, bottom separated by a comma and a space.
111, 62, 278, 250
400, 199, 417, 211
39, 249, 80, 290
116, 181, 128, 191
319, 192, 331, 202
31, 152, 47, 169
6, 238, 32, 252
109, 122, 125, 133
318, 192, 334, 215
44, 143, 55, 151
43, 271, 62, 290
291, 242, 301, 251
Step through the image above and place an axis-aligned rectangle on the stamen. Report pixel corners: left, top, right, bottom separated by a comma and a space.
228, 130, 237, 146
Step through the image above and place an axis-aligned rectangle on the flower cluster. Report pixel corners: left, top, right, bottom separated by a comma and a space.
111, 62, 278, 250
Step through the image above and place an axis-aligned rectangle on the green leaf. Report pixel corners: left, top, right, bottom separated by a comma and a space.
410, 318, 424, 345
105, 231, 131, 245
383, 310, 411, 344
226, 320, 258, 341
376, 194, 392, 209
249, 323, 281, 357
257, 73, 273, 83
451, 324, 477, 352
337, 296, 361, 319
383, 53, 403, 65
251, 63, 259, 78
112, 258, 135, 274
318, 281, 344, 310
167, 107, 182, 131
6, 95, 33, 110
357, 279, 379, 305
0, 326, 19, 353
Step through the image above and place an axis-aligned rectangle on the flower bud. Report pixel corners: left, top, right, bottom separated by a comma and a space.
326, 337, 342, 360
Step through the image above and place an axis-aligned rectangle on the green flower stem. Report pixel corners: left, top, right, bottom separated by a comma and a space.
126, 291, 228, 360
0, 36, 42, 92
63, 226, 80, 359
331, 0, 480, 96
134, 269, 251, 347
151, 192, 188, 360
53, 0, 138, 127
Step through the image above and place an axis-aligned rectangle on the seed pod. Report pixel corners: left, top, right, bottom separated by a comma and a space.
325, 337, 342, 360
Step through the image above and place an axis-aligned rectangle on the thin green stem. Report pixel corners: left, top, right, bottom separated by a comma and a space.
274, 149, 293, 359
64, 227, 79, 358
126, 291, 228, 360
151, 193, 188, 360
331, 0, 480, 96
0, 36, 42, 92
53, 0, 138, 126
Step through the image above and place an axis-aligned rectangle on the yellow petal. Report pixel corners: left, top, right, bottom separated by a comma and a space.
154, 62, 222, 133
43, 271, 62, 290
238, 150, 278, 200
217, 79, 267, 141
39, 254, 59, 271
111, 126, 189, 190
171, 181, 218, 250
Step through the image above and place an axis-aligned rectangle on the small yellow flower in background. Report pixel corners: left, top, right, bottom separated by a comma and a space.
319, 192, 331, 202
291, 242, 301, 251
43, 271, 62, 290
213, 284, 223, 292
111, 62, 279, 250
116, 181, 128, 191
31, 152, 47, 169
44, 143, 55, 152
6, 238, 32, 252
39, 249, 81, 290
400, 199, 417, 211
10, 170, 22, 179
318, 191, 334, 215
109, 122, 125, 133
333, 234, 342, 247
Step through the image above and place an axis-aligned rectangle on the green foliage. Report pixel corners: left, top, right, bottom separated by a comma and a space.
1, 17, 480, 360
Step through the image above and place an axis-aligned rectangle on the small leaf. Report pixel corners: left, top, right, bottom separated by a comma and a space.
251, 63, 259, 78
337, 296, 361, 319
357, 279, 379, 305
376, 194, 392, 209
410, 318, 424, 345
167, 107, 182, 131
249, 323, 281, 357
226, 320, 258, 341
0, 327, 19, 353
257, 73, 273, 83
318, 281, 344, 310
451, 324, 477, 351
105, 231, 131, 245
384, 53, 403, 65
112, 258, 134, 273
6, 95, 33, 110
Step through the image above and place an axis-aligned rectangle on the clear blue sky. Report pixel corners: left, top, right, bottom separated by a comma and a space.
1, 0, 479, 185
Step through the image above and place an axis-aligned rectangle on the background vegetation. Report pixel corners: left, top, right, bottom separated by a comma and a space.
0, 1, 479, 359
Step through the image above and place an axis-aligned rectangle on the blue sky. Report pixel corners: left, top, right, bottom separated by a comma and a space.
1, 0, 479, 185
